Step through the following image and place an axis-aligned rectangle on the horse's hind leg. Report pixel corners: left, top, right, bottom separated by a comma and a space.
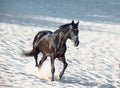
58, 55, 68, 79
38, 54, 47, 69
33, 48, 39, 67
50, 55, 55, 81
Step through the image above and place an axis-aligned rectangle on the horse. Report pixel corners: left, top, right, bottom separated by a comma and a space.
23, 20, 79, 81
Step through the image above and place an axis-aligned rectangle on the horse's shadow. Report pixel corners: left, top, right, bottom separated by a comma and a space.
60, 76, 116, 88
60, 76, 97, 87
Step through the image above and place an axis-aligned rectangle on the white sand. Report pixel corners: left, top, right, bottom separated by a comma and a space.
0, 0, 120, 88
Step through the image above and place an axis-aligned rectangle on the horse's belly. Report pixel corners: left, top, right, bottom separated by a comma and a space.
38, 40, 55, 56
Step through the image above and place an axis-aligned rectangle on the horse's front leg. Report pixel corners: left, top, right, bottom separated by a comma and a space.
58, 56, 68, 79
50, 55, 55, 81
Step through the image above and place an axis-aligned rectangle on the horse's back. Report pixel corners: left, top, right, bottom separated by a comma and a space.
36, 30, 53, 39
33, 30, 53, 47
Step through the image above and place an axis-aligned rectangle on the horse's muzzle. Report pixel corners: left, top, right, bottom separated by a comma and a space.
74, 40, 79, 46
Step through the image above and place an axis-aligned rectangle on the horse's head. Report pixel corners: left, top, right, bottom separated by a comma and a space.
69, 20, 79, 46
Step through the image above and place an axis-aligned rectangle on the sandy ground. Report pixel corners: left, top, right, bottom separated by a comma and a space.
0, 0, 120, 88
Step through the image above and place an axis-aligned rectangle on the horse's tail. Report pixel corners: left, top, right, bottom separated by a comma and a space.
23, 50, 34, 56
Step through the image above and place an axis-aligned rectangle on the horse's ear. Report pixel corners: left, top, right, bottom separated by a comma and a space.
76, 21, 79, 25
71, 20, 74, 24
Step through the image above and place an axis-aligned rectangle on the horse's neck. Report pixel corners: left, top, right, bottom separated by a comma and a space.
56, 31, 68, 49
54, 28, 69, 47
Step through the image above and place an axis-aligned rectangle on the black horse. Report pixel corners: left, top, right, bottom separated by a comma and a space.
24, 20, 79, 81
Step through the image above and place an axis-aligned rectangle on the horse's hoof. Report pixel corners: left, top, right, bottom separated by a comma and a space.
51, 79, 54, 81
51, 77, 54, 81
59, 74, 63, 79
35, 65, 39, 67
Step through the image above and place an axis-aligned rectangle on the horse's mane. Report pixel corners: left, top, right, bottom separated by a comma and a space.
59, 23, 71, 29
54, 23, 71, 33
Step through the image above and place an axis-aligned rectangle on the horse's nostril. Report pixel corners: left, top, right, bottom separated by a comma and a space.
74, 41, 79, 46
